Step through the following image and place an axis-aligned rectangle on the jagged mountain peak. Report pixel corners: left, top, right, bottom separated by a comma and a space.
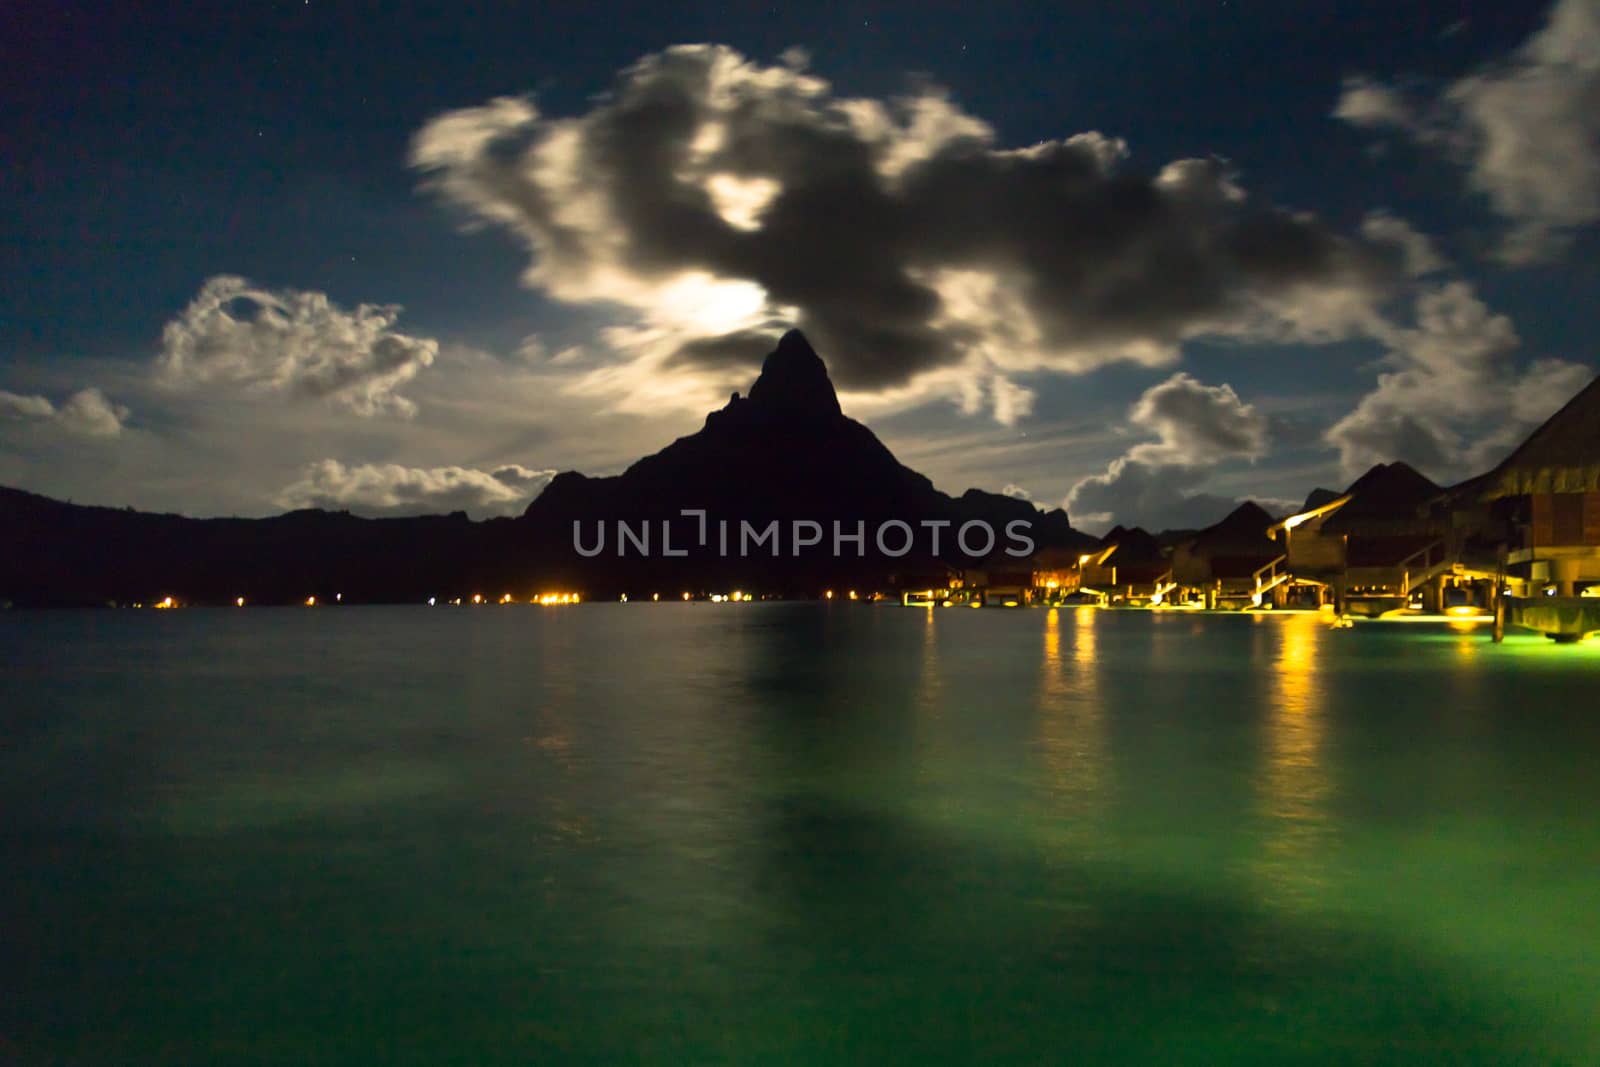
744, 329, 842, 418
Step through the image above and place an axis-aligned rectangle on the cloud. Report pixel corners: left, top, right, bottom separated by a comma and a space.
55, 388, 131, 437
0, 391, 57, 420
1064, 372, 1268, 531
990, 377, 1035, 427
1335, 0, 1600, 262
1325, 282, 1592, 478
274, 460, 557, 518
1360, 211, 1447, 276
412, 44, 1398, 422
158, 276, 439, 417
0, 387, 128, 437
1000, 483, 1032, 501
1333, 76, 1419, 130
1122, 372, 1269, 465
1065, 459, 1247, 534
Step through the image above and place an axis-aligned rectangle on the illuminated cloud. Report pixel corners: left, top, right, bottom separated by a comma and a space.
1123, 373, 1269, 466
1325, 282, 1592, 478
274, 460, 556, 517
0, 387, 128, 437
1064, 459, 1248, 534
1336, 0, 1600, 262
1360, 211, 1447, 277
412, 44, 1397, 422
158, 276, 439, 417
0, 391, 57, 420
1332, 76, 1418, 130
1065, 372, 1269, 531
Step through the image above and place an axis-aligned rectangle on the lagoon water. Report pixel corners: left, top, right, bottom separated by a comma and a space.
4, 605, 1600, 1064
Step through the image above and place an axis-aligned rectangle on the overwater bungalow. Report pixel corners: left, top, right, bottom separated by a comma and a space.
966, 559, 1036, 606
1169, 503, 1286, 609
1269, 462, 1460, 614
1027, 545, 1092, 601
892, 559, 967, 606
1262, 488, 1349, 607
1444, 373, 1600, 599
1092, 526, 1175, 604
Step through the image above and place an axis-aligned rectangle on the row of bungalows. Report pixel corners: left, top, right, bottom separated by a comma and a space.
904, 372, 1600, 613
898, 536, 1167, 607
954, 545, 1106, 606
1162, 372, 1600, 614
954, 526, 1178, 607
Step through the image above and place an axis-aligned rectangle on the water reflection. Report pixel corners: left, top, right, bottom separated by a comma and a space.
1451, 625, 1481, 662
528, 615, 592, 850
533, 616, 578, 767
1037, 607, 1109, 847
1254, 614, 1333, 909
1074, 606, 1098, 674
916, 605, 943, 715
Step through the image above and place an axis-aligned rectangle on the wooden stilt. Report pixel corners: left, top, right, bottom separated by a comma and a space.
1492, 547, 1506, 644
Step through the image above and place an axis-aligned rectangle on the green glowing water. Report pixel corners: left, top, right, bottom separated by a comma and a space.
4, 607, 1598, 1064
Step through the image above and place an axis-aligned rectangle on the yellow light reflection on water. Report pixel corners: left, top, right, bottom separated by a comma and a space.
1255, 613, 1332, 910
916, 598, 943, 714
1074, 605, 1097, 670
1036, 606, 1108, 847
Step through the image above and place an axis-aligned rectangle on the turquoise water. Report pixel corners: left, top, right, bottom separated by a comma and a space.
4, 606, 1599, 1064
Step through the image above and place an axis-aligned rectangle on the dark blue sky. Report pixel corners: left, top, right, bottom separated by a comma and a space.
2, 0, 1595, 527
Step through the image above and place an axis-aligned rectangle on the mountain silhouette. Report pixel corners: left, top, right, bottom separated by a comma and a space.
517, 329, 1093, 591
0, 330, 1094, 605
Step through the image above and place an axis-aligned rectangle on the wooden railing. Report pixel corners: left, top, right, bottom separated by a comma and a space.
1251, 554, 1290, 604
1398, 540, 1447, 596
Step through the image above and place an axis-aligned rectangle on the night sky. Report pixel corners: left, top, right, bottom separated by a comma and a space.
3, 0, 1597, 532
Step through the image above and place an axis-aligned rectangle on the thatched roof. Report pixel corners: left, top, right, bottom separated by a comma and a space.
1301, 487, 1342, 512
1191, 501, 1277, 557
1100, 524, 1164, 562
1467, 372, 1600, 500
1322, 461, 1440, 532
